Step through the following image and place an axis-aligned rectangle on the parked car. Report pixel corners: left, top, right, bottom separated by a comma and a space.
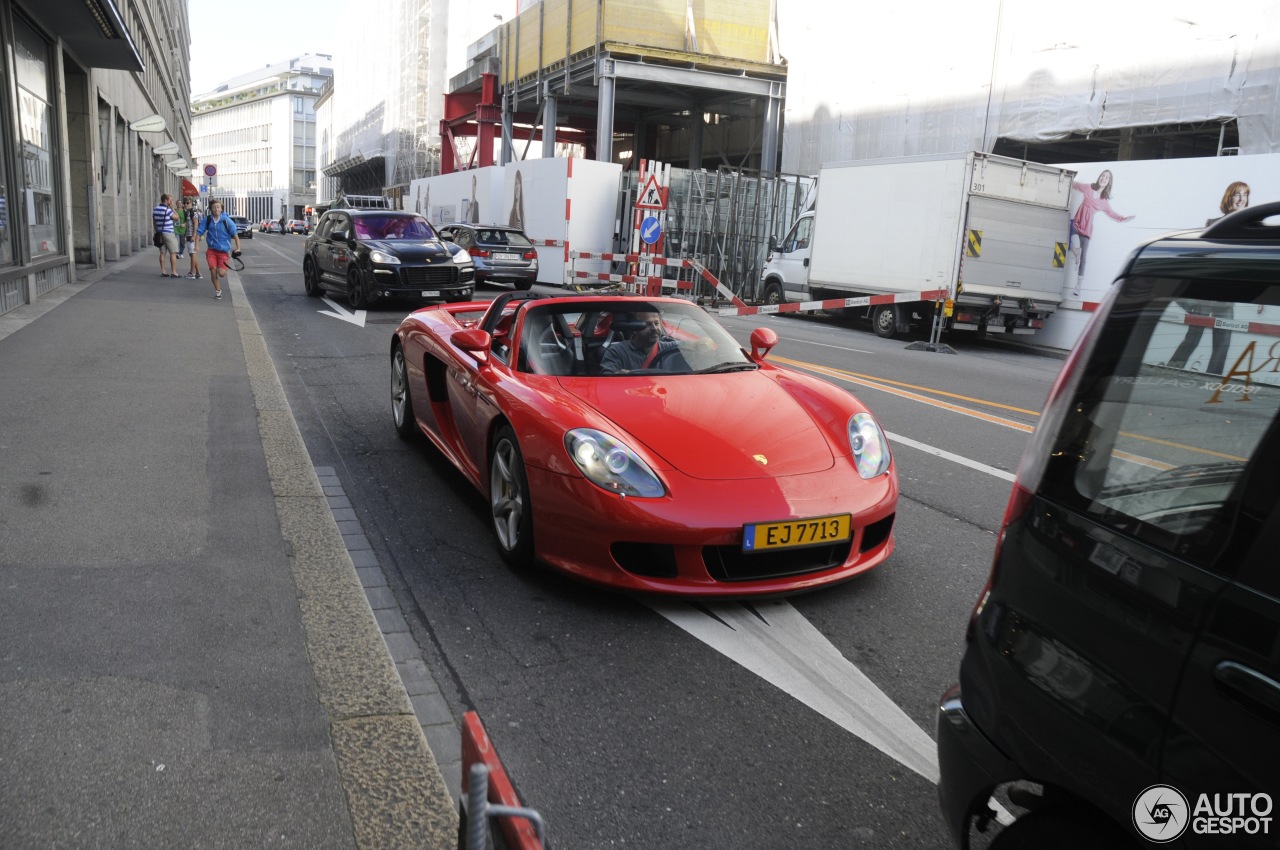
390, 291, 898, 595
303, 209, 474, 308
438, 224, 539, 290
288, 219, 310, 235
229, 215, 253, 239
937, 203, 1280, 848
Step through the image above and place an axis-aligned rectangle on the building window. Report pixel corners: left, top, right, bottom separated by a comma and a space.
0, 47, 14, 266
14, 16, 61, 259
294, 96, 303, 114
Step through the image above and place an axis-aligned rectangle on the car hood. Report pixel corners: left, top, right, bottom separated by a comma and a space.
367, 239, 454, 262
560, 373, 835, 479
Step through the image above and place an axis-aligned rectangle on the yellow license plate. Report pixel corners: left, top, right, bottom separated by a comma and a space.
743, 514, 851, 553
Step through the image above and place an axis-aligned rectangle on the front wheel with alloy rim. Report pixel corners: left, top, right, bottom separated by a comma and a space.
303, 257, 321, 296
872, 304, 898, 339
489, 425, 535, 568
347, 269, 368, 309
391, 344, 416, 440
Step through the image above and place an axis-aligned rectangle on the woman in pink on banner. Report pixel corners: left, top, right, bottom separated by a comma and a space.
1068, 169, 1135, 297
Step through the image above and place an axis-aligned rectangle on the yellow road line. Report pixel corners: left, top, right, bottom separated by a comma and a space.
778, 358, 1034, 433
777, 356, 1250, 465
774, 355, 1042, 417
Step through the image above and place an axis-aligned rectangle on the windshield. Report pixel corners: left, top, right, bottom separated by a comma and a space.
515, 300, 753, 377
353, 215, 436, 241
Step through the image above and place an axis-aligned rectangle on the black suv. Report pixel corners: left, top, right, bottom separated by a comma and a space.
303, 209, 474, 308
938, 203, 1280, 849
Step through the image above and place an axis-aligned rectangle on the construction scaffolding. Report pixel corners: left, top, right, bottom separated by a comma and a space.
389, 0, 437, 194
613, 166, 816, 302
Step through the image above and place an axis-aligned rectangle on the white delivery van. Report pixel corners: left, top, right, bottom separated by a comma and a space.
760, 153, 1076, 338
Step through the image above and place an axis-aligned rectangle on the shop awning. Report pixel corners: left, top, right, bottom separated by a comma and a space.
27, 0, 143, 72
181, 178, 201, 198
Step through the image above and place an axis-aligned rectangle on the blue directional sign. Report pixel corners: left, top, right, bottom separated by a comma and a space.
641, 215, 662, 245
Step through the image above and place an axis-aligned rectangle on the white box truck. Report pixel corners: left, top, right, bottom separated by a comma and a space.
759, 153, 1076, 338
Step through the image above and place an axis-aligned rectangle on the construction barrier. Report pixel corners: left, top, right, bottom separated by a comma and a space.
717, 288, 951, 318
564, 251, 750, 308
460, 711, 545, 850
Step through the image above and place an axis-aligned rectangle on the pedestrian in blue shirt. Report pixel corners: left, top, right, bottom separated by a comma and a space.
197, 199, 241, 300
152, 194, 179, 277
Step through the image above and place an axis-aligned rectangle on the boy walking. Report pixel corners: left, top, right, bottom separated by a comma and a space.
197, 200, 241, 299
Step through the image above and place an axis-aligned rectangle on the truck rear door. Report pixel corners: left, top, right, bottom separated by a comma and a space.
960, 196, 1069, 303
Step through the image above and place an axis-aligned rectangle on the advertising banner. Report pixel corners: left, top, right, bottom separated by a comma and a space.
407, 166, 504, 228
1039, 152, 1280, 351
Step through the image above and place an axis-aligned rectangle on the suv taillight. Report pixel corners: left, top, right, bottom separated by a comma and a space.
966, 289, 1117, 639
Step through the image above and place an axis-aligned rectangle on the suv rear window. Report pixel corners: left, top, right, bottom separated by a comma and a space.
1037, 275, 1280, 565
475, 229, 533, 247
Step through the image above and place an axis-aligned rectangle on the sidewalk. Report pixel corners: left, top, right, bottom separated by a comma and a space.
0, 252, 458, 848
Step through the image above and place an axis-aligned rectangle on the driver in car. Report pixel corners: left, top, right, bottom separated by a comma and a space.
599, 310, 689, 374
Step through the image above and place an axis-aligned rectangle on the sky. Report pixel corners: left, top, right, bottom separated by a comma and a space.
186, 0, 512, 96
187, 0, 345, 95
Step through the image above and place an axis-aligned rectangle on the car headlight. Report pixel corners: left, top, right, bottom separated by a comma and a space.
564, 429, 665, 498
369, 250, 400, 264
848, 413, 890, 478
452, 249, 473, 265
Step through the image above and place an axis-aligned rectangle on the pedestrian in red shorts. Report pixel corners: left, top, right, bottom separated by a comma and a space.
196, 199, 241, 299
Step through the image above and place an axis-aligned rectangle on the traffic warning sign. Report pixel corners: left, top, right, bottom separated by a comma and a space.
636, 174, 665, 209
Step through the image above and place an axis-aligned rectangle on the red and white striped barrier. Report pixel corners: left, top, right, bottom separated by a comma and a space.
572, 252, 683, 265
1179, 311, 1280, 338
564, 252, 748, 306
568, 271, 669, 288
718, 288, 950, 317
461, 711, 544, 850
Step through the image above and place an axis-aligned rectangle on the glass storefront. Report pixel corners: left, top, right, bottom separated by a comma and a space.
0, 29, 12, 267
14, 15, 61, 260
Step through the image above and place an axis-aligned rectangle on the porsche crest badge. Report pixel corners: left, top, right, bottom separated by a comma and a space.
753, 454, 768, 465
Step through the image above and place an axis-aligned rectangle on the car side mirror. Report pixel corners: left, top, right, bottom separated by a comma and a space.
452, 328, 492, 362
749, 326, 779, 360
440, 234, 454, 242
768, 236, 778, 253
331, 229, 350, 243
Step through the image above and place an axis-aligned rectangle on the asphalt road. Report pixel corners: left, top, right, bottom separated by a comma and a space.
238, 233, 1066, 849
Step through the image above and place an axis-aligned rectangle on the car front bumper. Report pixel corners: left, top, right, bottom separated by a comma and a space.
369, 264, 475, 300
524, 459, 898, 596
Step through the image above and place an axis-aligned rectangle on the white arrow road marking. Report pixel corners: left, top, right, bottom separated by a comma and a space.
648, 598, 941, 783
320, 296, 366, 327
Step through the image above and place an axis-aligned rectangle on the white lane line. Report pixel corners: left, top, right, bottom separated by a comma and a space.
885, 432, 1016, 482
252, 239, 303, 266
782, 337, 875, 355
648, 598, 940, 783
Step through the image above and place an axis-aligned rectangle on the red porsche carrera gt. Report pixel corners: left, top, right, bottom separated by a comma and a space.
390, 292, 898, 596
